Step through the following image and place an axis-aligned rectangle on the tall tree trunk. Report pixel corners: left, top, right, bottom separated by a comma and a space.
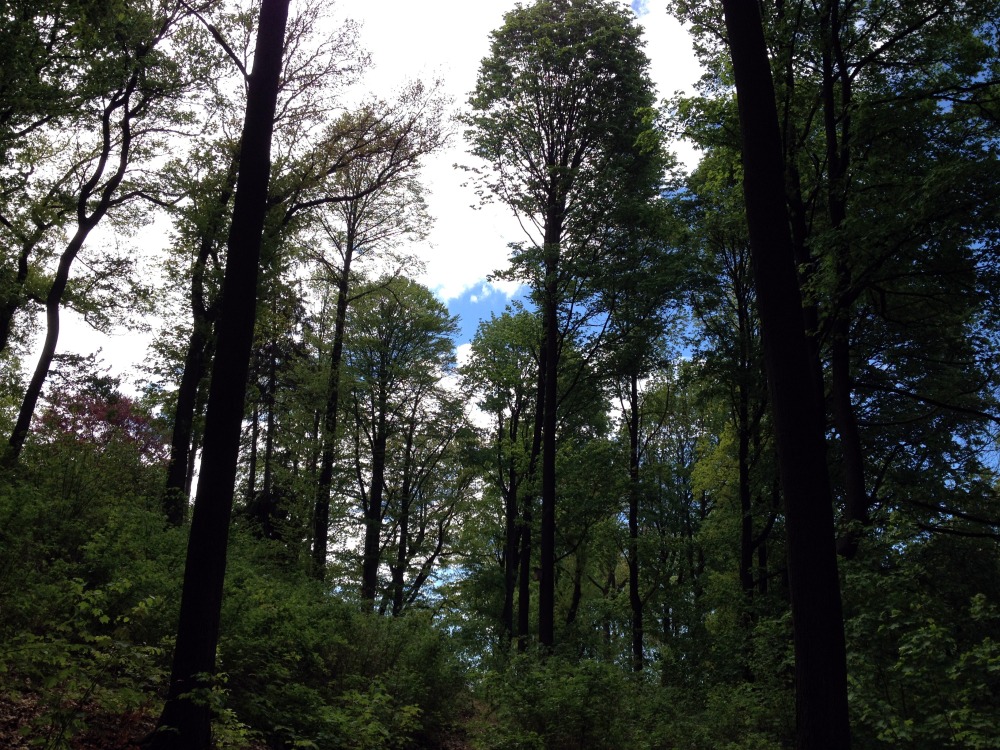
500, 410, 521, 641
149, 3, 290, 747
820, 0, 868, 558
163, 155, 236, 523
539, 219, 560, 650
516, 496, 532, 652
391, 420, 416, 616
249, 342, 281, 539
164, 321, 213, 524
627, 371, 644, 672
8, 226, 91, 460
7, 71, 140, 463
519, 350, 546, 652
312, 245, 353, 579
720, 3, 851, 749
361, 410, 388, 603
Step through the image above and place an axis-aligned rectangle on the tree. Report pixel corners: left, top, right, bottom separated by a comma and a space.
0, 0, 145, 353
149, 0, 290, 746
309, 98, 446, 580
341, 276, 458, 605
461, 307, 542, 647
4, 1, 216, 463
719, 2, 850, 747
155, 0, 369, 522
466, 0, 660, 650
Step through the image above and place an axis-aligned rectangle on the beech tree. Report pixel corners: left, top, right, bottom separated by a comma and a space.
340, 276, 458, 605
460, 307, 541, 647
466, 0, 660, 650
719, 2, 850, 747
308, 98, 446, 580
672, 0, 1000, 556
150, 0, 290, 746
4, 1, 218, 463
155, 0, 368, 522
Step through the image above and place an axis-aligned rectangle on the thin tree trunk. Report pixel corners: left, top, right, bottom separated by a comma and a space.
500, 411, 521, 641
149, 3, 289, 746
8, 227, 90, 460
164, 322, 212, 524
820, 0, 868, 559
539, 220, 560, 650
249, 342, 280, 538
519, 324, 547, 652
312, 249, 352, 579
720, 3, 851, 748
361, 411, 387, 603
627, 372, 644, 672
163, 155, 237, 523
391, 421, 416, 616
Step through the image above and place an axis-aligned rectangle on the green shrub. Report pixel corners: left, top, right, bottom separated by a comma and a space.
475, 653, 650, 750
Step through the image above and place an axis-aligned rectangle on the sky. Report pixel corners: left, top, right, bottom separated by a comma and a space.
331, 0, 703, 347
54, 0, 703, 386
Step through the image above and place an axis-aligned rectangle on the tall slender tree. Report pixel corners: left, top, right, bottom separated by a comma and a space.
466, 0, 660, 650
149, 0, 290, 746
719, 2, 850, 747
309, 100, 445, 579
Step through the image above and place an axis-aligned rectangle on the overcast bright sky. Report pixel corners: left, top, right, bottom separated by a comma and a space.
57, 0, 703, 385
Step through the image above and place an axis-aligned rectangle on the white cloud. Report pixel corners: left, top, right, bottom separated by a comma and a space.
455, 341, 474, 367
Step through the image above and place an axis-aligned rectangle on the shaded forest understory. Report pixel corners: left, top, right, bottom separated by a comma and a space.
2, 0, 1000, 748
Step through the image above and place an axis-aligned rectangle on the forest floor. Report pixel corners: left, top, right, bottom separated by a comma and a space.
0, 693, 159, 749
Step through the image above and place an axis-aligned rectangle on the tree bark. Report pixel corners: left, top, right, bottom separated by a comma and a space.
820, 0, 868, 559
390, 420, 416, 616
627, 371, 644, 672
163, 154, 236, 523
538, 216, 560, 651
163, 321, 211, 524
720, 3, 851, 749
148, 2, 289, 747
7, 71, 140, 463
500, 411, 521, 642
311, 244, 352, 579
361, 410, 387, 603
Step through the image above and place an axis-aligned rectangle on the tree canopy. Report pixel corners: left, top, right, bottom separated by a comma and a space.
0, 1, 998, 749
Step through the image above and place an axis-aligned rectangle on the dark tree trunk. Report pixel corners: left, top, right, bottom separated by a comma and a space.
7, 71, 140, 463
164, 319, 214, 524
312, 244, 352, 579
390, 422, 416, 616
518, 318, 547, 652
248, 342, 281, 539
737, 376, 755, 604
564, 554, 582, 627
720, 3, 851, 749
538, 217, 560, 651
500, 410, 521, 641
820, 1, 868, 559
516, 495, 532, 653
627, 371, 644, 672
0, 228, 48, 356
148, 3, 290, 747
361, 412, 387, 603
246, 399, 260, 505
8, 226, 90, 460
163, 155, 236, 524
